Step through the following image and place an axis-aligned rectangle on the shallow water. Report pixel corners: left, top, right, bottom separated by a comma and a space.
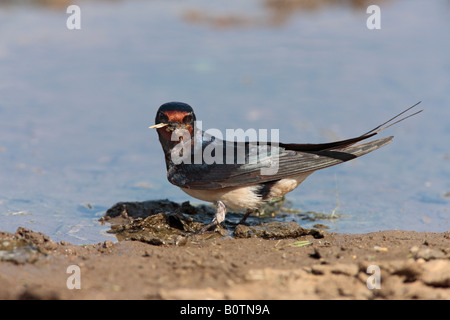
0, 0, 449, 244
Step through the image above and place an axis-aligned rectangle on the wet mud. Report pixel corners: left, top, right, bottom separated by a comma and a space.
100, 199, 327, 245
1, 200, 449, 300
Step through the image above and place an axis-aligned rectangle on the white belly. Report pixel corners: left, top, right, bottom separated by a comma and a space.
181, 185, 262, 210
180, 172, 312, 211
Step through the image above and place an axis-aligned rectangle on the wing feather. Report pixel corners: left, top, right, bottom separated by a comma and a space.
168, 136, 393, 190
168, 102, 421, 190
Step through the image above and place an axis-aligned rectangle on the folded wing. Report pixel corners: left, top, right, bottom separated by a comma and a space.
168, 102, 422, 190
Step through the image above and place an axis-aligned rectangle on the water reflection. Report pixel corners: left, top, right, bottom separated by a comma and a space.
0, 0, 71, 8
0, 0, 125, 9
184, 0, 394, 28
0, 0, 394, 28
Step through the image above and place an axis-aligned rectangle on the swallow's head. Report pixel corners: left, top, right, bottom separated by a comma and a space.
150, 102, 196, 162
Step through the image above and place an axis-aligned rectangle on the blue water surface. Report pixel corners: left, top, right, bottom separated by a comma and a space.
0, 0, 449, 243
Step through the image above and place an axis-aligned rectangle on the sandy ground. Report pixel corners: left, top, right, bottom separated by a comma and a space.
1, 200, 449, 300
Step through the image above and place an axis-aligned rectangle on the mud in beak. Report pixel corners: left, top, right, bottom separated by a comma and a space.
149, 123, 168, 129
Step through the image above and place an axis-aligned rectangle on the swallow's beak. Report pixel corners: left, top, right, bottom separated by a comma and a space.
149, 123, 168, 129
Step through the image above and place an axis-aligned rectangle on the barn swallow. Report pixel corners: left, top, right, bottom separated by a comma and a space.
150, 101, 422, 232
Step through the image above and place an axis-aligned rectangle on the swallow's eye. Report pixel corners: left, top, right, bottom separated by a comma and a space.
157, 111, 169, 123
183, 114, 194, 124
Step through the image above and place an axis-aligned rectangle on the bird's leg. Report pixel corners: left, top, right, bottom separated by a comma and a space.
198, 200, 227, 233
238, 209, 254, 225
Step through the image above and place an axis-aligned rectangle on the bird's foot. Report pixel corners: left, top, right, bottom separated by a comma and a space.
237, 209, 253, 225
197, 201, 227, 233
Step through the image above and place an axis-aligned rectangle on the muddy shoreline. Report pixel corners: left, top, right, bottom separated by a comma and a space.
1, 200, 449, 300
